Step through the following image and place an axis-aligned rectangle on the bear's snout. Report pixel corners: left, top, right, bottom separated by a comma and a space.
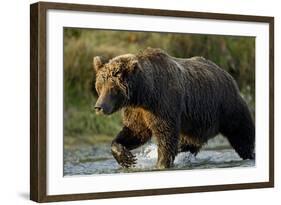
94, 105, 103, 113
94, 103, 110, 115
94, 97, 115, 115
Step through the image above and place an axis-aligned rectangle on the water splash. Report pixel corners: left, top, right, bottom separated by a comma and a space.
64, 142, 255, 176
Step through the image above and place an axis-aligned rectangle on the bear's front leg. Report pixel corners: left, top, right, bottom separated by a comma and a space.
153, 122, 179, 169
111, 141, 137, 168
111, 126, 152, 168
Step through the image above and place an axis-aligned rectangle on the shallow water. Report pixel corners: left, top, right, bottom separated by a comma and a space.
64, 141, 255, 176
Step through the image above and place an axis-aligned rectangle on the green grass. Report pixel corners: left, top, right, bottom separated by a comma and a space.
64, 97, 122, 147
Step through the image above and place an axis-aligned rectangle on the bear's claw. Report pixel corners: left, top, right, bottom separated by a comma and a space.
119, 150, 137, 168
111, 143, 137, 168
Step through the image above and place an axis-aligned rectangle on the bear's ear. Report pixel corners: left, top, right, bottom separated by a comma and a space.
93, 56, 106, 72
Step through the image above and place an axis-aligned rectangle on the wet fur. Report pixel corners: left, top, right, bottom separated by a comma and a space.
94, 48, 255, 169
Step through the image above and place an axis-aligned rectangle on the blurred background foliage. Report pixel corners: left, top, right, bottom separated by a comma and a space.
63, 28, 255, 147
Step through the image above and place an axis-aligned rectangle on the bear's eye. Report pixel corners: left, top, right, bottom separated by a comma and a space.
112, 69, 121, 77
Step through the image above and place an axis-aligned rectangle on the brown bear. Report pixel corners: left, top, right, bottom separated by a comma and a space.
92, 47, 255, 169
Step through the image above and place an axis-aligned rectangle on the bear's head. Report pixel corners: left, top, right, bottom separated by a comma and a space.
92, 54, 138, 115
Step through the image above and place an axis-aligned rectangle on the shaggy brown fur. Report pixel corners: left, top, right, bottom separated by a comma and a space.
92, 47, 255, 169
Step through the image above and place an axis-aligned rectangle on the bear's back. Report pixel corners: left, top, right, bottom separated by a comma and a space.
136, 47, 239, 98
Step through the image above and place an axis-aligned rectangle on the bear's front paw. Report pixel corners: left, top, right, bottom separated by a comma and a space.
111, 142, 137, 168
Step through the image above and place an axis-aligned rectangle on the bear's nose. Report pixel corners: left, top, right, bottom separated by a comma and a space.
94, 106, 103, 112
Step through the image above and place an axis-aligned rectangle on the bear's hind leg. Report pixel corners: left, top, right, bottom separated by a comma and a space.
223, 130, 255, 160
220, 101, 255, 160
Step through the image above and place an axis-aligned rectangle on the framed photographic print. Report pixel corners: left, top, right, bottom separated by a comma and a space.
30, 1, 274, 202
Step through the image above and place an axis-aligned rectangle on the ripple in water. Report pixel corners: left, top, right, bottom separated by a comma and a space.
64, 142, 255, 176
